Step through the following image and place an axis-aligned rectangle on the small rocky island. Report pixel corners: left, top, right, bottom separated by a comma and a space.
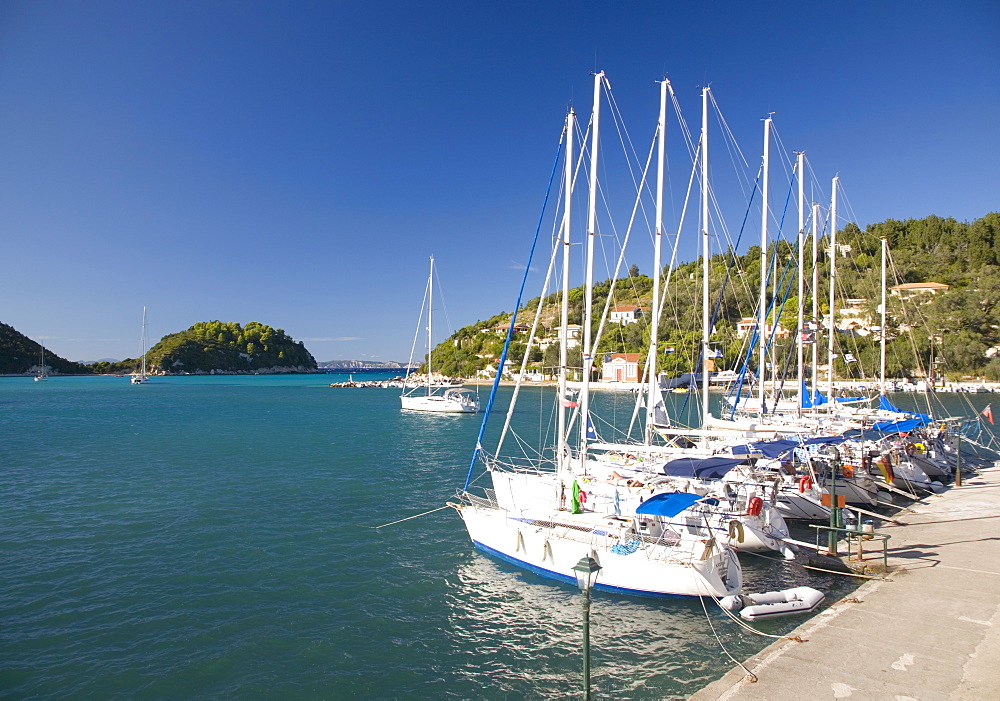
98, 321, 317, 375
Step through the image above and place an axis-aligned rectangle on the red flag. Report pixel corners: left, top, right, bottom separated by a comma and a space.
982, 404, 994, 425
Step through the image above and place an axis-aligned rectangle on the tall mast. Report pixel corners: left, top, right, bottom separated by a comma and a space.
880, 236, 887, 394
427, 256, 434, 395
700, 86, 711, 427
811, 202, 820, 408
647, 78, 668, 437
796, 153, 805, 416
826, 176, 839, 399
579, 70, 603, 466
558, 109, 575, 472
141, 306, 147, 378
758, 116, 771, 411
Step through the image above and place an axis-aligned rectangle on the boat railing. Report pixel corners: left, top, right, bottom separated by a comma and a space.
809, 523, 891, 570
460, 488, 499, 510
485, 455, 557, 475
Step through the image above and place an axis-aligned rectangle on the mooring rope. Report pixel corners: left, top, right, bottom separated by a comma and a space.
371, 505, 451, 529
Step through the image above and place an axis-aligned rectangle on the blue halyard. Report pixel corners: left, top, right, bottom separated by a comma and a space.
462, 134, 564, 492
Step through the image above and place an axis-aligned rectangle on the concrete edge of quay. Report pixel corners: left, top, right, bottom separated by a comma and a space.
689, 461, 1000, 701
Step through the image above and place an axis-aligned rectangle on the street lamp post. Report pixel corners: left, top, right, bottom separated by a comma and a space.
573, 556, 602, 701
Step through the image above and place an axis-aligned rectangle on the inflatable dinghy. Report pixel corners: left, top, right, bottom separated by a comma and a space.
719, 586, 825, 621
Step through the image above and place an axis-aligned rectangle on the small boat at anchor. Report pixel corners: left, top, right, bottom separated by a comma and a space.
400, 256, 479, 414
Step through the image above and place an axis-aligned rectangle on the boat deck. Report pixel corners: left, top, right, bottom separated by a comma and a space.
690, 461, 1000, 700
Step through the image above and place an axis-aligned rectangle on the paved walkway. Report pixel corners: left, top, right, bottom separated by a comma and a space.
690, 463, 1000, 701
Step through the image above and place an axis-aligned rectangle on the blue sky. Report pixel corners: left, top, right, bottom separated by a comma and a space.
2, 0, 997, 363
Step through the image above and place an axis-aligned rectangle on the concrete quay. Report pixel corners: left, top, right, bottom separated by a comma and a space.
691, 463, 1000, 701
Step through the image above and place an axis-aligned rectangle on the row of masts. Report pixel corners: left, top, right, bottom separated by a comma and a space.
550, 73, 887, 468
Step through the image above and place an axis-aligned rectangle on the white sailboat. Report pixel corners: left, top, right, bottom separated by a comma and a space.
131, 306, 149, 384
451, 76, 742, 598
400, 257, 478, 413
34, 344, 48, 381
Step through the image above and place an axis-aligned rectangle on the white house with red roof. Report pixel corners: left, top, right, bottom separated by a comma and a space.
609, 305, 645, 324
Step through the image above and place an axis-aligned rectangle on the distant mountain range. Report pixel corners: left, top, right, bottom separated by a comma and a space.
318, 360, 416, 370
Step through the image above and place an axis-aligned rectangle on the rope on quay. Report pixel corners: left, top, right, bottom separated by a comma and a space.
372, 505, 451, 529
802, 564, 893, 580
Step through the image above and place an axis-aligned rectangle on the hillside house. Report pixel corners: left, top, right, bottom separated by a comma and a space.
890, 282, 950, 301
492, 322, 531, 335
609, 306, 645, 324
736, 318, 790, 340
541, 324, 582, 350
601, 353, 643, 383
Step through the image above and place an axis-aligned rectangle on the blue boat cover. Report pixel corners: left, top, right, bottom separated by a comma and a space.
803, 435, 847, 446
635, 492, 706, 517
802, 381, 866, 407
870, 417, 926, 433
661, 456, 745, 480
731, 439, 799, 458
878, 394, 933, 424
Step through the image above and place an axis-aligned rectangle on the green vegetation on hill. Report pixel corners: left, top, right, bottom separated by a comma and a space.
0, 323, 92, 375
90, 321, 317, 375
427, 212, 1000, 382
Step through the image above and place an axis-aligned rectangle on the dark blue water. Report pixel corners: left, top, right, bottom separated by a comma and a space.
7, 376, 988, 698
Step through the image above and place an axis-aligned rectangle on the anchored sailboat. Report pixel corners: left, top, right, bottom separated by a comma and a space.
131, 306, 149, 384
400, 257, 479, 413
34, 344, 48, 381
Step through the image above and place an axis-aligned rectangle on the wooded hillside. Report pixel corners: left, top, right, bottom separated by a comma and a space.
427, 212, 1000, 382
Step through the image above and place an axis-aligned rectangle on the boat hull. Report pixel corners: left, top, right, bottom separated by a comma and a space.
453, 502, 742, 598
400, 395, 478, 413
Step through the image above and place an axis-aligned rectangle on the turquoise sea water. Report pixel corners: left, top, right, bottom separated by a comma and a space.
3, 375, 994, 698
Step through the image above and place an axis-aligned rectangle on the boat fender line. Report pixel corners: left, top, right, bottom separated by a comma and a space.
727, 520, 745, 543
798, 475, 813, 493
747, 497, 764, 517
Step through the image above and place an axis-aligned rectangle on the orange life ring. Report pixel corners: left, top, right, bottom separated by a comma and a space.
842, 464, 855, 478
905, 443, 916, 456
798, 475, 813, 493
747, 496, 764, 516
